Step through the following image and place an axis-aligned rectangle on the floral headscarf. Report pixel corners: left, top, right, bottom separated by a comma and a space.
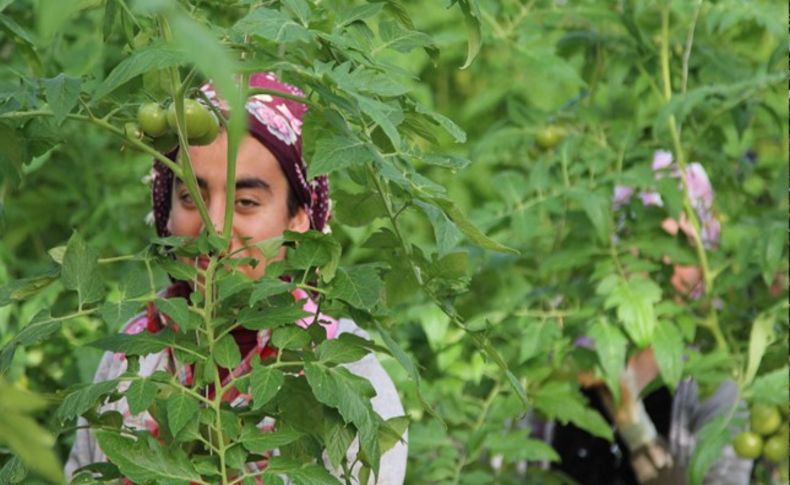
150, 72, 330, 236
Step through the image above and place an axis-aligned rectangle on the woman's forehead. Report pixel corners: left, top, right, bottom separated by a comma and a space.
184, 133, 287, 188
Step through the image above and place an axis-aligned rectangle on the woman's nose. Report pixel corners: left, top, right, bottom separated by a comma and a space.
204, 198, 226, 234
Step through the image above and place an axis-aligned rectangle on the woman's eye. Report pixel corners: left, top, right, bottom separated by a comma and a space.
236, 199, 259, 208
179, 193, 194, 205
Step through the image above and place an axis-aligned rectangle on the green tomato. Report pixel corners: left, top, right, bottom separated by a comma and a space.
137, 103, 169, 137
535, 124, 566, 149
763, 434, 789, 463
166, 99, 213, 140
190, 111, 220, 146
124, 122, 142, 141
742, 174, 766, 197
152, 133, 178, 153
733, 431, 763, 459
751, 403, 782, 436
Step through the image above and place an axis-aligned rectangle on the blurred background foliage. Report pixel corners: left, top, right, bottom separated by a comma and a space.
0, 0, 787, 483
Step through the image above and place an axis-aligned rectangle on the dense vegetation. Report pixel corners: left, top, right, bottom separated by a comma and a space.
0, 0, 787, 483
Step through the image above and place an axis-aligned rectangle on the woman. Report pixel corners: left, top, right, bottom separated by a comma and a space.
65, 73, 407, 484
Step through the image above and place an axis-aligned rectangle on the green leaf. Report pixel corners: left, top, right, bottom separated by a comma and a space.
0, 267, 60, 307
249, 365, 284, 409
336, 3, 383, 27
158, 258, 198, 282
43, 73, 80, 126
249, 278, 294, 306
415, 200, 461, 256
743, 310, 777, 387
99, 300, 141, 330
329, 265, 383, 310
233, 7, 313, 43
519, 319, 561, 363
378, 415, 409, 454
322, 412, 355, 468
455, 0, 482, 69
0, 381, 61, 485
316, 338, 368, 364
304, 363, 380, 471
156, 297, 200, 331
373, 320, 442, 425
415, 103, 466, 143
62, 231, 105, 306
308, 136, 372, 178
484, 429, 559, 462
167, 393, 200, 437
240, 426, 303, 453
748, 366, 789, 406
56, 379, 120, 421
125, 379, 158, 415
377, 19, 434, 54
271, 326, 311, 350
265, 456, 342, 484
332, 190, 387, 227
353, 94, 402, 149
284, 230, 342, 281
688, 415, 733, 485
653, 321, 684, 390
601, 276, 661, 348
589, 320, 627, 403
213, 335, 241, 369
218, 272, 252, 301
93, 45, 187, 101
0, 310, 60, 372
533, 382, 613, 441
94, 431, 202, 483
432, 198, 519, 254
238, 304, 313, 330
568, 188, 612, 245
90, 328, 203, 361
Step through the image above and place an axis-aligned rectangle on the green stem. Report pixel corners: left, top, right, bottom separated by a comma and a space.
159, 16, 218, 241
660, 7, 726, 352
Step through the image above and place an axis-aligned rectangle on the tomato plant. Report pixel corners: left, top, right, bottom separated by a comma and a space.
0, 0, 787, 484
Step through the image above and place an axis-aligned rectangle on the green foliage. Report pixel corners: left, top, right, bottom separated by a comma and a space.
0, 0, 787, 483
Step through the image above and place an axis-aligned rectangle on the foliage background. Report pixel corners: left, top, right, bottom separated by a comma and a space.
0, 0, 788, 483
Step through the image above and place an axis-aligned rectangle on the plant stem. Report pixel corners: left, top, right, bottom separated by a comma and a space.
660, 7, 726, 351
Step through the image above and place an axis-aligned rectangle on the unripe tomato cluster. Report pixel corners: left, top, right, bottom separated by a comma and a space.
126, 98, 220, 152
733, 403, 788, 464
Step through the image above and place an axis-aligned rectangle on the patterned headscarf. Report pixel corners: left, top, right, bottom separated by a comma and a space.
150, 72, 330, 236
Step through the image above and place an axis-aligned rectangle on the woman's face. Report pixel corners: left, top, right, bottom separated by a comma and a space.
167, 131, 309, 281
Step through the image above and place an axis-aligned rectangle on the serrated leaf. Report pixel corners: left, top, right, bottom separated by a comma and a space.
589, 320, 627, 403
238, 304, 312, 330
249, 366, 284, 409
568, 188, 612, 245
240, 426, 303, 453
265, 456, 342, 484
43, 73, 80, 126
336, 3, 382, 27
93, 45, 187, 101
167, 393, 199, 437
308, 136, 372, 178
249, 278, 294, 305
56, 379, 120, 421
329, 265, 383, 310
332, 190, 386, 227
218, 272, 251, 301
432, 198, 518, 254
603, 276, 661, 348
62, 231, 105, 306
377, 19, 433, 54
159, 258, 198, 282
304, 363, 380, 471
156, 297, 199, 331
748, 366, 789, 406
0, 310, 60, 372
653, 321, 684, 390
415, 103, 466, 143
533, 382, 613, 441
271, 326, 311, 350
99, 300, 140, 330
125, 379, 158, 415
233, 7, 313, 43
0, 267, 60, 307
95, 431, 201, 483
213, 335, 241, 369
89, 328, 204, 361
415, 200, 461, 256
316, 338, 368, 364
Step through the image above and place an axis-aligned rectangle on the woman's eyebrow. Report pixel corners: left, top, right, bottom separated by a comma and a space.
174, 177, 270, 192
235, 177, 271, 192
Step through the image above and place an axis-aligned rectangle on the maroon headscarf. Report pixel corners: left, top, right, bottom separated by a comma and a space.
150, 73, 330, 237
